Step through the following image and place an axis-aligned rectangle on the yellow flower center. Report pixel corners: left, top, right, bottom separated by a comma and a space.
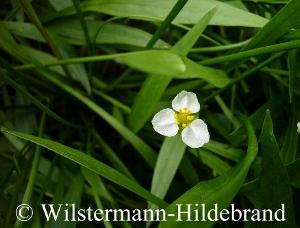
174, 108, 196, 128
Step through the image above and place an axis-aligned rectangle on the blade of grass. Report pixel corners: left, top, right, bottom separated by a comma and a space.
92, 130, 135, 180
197, 149, 231, 176
215, 95, 240, 129
150, 134, 186, 203
14, 112, 46, 228
0, 127, 167, 208
93, 90, 131, 114
82, 168, 113, 228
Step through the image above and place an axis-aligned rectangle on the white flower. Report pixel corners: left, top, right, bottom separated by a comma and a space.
297, 122, 300, 134
152, 90, 210, 148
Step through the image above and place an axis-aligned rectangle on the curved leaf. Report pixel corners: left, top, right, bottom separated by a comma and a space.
0, 127, 168, 208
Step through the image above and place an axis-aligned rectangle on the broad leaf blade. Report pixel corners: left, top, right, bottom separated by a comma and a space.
120, 50, 186, 76
62, 0, 268, 27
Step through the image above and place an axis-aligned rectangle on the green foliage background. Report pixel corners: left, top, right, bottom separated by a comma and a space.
0, 0, 299, 227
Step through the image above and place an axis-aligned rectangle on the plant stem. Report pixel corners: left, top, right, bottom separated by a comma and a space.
146, 0, 189, 48
200, 40, 300, 65
191, 39, 250, 53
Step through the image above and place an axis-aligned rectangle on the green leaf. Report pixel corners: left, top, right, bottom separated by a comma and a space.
175, 58, 229, 88
203, 140, 244, 162
82, 168, 113, 228
48, 174, 84, 228
198, 149, 231, 176
128, 75, 171, 133
93, 131, 135, 179
61, 0, 268, 27
120, 50, 186, 76
150, 135, 186, 205
2, 20, 168, 48
171, 7, 216, 56
19, 45, 64, 75
0, 127, 167, 208
159, 118, 257, 228
243, 110, 296, 228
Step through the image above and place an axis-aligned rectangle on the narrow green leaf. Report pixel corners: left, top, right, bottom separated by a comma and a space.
0, 128, 167, 208
175, 58, 229, 88
198, 149, 231, 176
172, 7, 216, 56
159, 119, 257, 228
82, 168, 113, 228
203, 140, 244, 162
120, 50, 186, 76
128, 75, 171, 132
150, 134, 186, 203
93, 131, 135, 179
14, 112, 45, 228
48, 174, 84, 228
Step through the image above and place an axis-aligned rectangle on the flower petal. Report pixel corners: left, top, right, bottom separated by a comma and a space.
152, 108, 179, 137
297, 122, 300, 133
181, 119, 209, 148
172, 90, 200, 113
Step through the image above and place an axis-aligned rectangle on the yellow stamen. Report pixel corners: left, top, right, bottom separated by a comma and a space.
174, 108, 196, 128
